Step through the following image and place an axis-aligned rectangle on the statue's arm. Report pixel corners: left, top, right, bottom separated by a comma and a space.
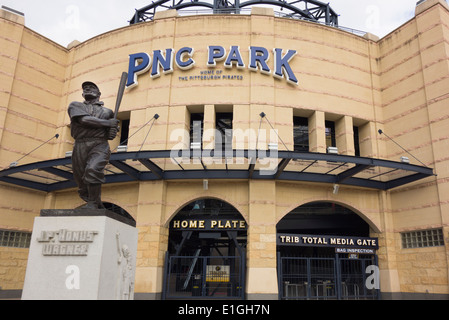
68, 102, 118, 129
78, 116, 118, 129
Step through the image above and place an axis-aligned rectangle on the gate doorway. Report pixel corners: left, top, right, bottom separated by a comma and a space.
277, 202, 380, 300
163, 199, 247, 300
278, 254, 378, 300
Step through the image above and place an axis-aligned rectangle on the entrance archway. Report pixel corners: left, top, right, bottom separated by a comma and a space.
277, 202, 379, 300
163, 198, 247, 300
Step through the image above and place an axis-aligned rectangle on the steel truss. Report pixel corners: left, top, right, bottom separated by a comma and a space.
0, 149, 434, 193
129, 0, 339, 26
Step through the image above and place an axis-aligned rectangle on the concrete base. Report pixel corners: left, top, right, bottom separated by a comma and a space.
246, 293, 279, 300
134, 292, 163, 300
381, 291, 449, 300
21, 209, 138, 300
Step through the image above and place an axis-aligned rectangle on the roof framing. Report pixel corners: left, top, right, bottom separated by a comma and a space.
129, 0, 339, 26
0, 149, 434, 193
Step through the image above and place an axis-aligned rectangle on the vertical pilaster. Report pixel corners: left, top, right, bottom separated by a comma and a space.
378, 191, 401, 297
0, 9, 24, 165
359, 122, 378, 158
275, 107, 293, 151
134, 181, 168, 300
246, 180, 278, 299
335, 116, 354, 155
309, 111, 326, 153
415, 0, 449, 292
203, 104, 215, 149
166, 106, 189, 150
233, 104, 250, 150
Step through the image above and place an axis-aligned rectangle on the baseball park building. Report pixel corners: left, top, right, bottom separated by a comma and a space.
0, 0, 448, 300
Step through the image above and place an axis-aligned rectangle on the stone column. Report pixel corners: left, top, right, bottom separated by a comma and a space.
134, 181, 168, 300
0, 9, 24, 151
309, 111, 326, 153
203, 104, 215, 149
336, 116, 354, 155
378, 191, 401, 299
246, 180, 278, 299
359, 122, 378, 158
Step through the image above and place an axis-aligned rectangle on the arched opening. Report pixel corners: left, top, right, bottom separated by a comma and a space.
75, 201, 136, 226
163, 198, 247, 300
276, 202, 379, 300
278, 201, 370, 236
103, 202, 135, 224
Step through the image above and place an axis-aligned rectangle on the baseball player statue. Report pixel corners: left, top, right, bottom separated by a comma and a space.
68, 81, 119, 209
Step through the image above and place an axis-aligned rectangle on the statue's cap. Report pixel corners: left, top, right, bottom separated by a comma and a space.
82, 81, 100, 91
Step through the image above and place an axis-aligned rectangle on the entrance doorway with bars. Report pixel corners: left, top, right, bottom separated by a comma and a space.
163, 199, 247, 300
277, 202, 380, 300
278, 254, 378, 300
164, 254, 244, 299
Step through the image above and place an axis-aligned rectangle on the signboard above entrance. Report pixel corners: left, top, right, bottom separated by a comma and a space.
171, 218, 247, 231
126, 46, 299, 89
277, 233, 379, 250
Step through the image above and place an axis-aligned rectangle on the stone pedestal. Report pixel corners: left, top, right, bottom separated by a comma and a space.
21, 209, 138, 300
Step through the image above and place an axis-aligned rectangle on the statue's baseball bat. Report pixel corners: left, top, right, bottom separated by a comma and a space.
114, 72, 128, 119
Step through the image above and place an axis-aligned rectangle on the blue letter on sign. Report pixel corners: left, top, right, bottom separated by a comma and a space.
207, 46, 226, 67
224, 46, 245, 69
151, 49, 174, 78
273, 48, 298, 86
175, 47, 195, 70
249, 46, 271, 74
127, 52, 151, 89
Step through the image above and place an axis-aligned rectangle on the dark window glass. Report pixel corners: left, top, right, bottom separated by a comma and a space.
294, 117, 309, 152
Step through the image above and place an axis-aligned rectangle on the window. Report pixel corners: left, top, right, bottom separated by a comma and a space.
293, 117, 309, 152
0, 230, 32, 248
401, 229, 444, 249
353, 126, 360, 156
215, 113, 233, 151
119, 119, 130, 146
325, 121, 336, 148
190, 113, 204, 148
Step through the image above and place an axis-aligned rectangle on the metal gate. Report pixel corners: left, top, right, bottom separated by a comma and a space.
163, 252, 245, 299
339, 257, 378, 299
278, 254, 379, 300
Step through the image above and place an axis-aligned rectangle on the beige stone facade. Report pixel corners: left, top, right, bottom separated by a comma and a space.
0, 0, 448, 299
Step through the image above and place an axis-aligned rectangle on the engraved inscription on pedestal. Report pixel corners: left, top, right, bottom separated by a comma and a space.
22, 214, 138, 300
37, 229, 99, 256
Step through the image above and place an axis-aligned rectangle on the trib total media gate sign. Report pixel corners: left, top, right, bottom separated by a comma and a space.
277, 233, 379, 254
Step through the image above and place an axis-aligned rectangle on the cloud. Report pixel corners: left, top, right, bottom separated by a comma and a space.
1, 0, 151, 46
1, 0, 423, 45
330, 0, 417, 37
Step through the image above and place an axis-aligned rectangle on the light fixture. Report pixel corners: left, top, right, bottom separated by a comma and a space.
400, 156, 410, 164
117, 145, 128, 153
327, 147, 338, 154
203, 179, 209, 190
333, 184, 340, 195
9, 162, 18, 168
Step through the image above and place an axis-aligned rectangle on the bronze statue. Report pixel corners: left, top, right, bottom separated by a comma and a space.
68, 82, 119, 209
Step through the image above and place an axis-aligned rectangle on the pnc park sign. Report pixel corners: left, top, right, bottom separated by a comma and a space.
126, 45, 299, 88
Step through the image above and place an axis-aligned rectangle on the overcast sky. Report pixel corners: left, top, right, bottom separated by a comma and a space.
1, 0, 424, 47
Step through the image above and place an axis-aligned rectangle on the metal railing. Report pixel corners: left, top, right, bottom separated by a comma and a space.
174, 8, 368, 37
163, 254, 245, 299
278, 254, 380, 300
